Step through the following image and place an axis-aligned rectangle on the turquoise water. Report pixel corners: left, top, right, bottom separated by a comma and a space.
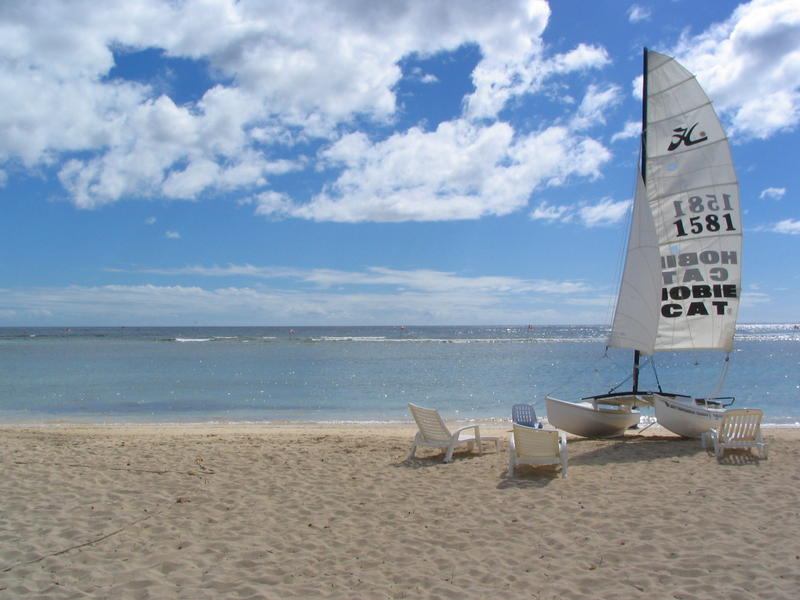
1, 325, 798, 425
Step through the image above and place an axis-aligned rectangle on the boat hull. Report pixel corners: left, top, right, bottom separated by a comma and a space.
545, 395, 640, 439
653, 395, 725, 438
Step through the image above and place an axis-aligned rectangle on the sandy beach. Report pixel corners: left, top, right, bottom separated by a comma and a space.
1, 423, 798, 599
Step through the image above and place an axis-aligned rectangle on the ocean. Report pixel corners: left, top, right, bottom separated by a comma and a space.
1, 324, 798, 425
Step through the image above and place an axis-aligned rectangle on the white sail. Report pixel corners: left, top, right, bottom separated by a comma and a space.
610, 50, 741, 353
607, 171, 660, 354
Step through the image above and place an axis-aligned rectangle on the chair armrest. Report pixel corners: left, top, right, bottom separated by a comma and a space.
700, 428, 718, 449
451, 424, 480, 438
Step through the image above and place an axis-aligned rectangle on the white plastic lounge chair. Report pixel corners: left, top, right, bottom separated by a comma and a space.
511, 403, 542, 428
701, 409, 768, 459
407, 403, 499, 463
507, 424, 568, 478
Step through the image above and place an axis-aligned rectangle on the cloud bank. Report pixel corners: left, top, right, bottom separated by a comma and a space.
0, 265, 604, 326
672, 0, 800, 140
2, 0, 796, 222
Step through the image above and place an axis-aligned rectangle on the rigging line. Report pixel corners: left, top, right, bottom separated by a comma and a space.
547, 346, 615, 398
703, 352, 732, 406
607, 366, 635, 393
607, 354, 653, 393
649, 357, 664, 393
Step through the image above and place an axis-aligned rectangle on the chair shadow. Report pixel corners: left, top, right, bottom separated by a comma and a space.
392, 446, 502, 469
497, 465, 563, 489
709, 448, 765, 465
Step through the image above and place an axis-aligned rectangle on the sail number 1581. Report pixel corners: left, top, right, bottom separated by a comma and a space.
672, 193, 736, 238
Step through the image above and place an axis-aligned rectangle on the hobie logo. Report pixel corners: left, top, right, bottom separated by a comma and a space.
668, 123, 707, 151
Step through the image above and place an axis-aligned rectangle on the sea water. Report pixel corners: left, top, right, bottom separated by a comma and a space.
1, 324, 798, 425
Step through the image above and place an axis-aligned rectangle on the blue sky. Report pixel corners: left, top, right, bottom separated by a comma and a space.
1, 0, 799, 326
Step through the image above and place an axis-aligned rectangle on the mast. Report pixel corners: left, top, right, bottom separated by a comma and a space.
632, 47, 649, 393
641, 47, 648, 181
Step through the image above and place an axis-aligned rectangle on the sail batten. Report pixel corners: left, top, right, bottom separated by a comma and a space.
647, 103, 714, 127
648, 181, 739, 203
649, 77, 701, 98
609, 49, 742, 354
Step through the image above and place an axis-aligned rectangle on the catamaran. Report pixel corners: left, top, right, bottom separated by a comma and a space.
546, 48, 742, 438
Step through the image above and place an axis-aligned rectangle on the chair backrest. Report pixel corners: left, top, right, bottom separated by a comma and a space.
513, 425, 558, 457
719, 409, 763, 442
512, 403, 538, 427
409, 403, 452, 442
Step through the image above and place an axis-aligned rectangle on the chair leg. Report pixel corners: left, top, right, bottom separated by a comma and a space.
444, 444, 455, 463
407, 443, 417, 460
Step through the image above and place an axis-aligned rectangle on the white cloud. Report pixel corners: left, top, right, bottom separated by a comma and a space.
1, 0, 616, 219
468, 41, 611, 124
740, 287, 771, 307
730, 90, 798, 139
409, 67, 438, 84
772, 218, 800, 234
253, 120, 611, 222
671, 0, 800, 139
123, 264, 591, 296
611, 120, 641, 143
759, 186, 786, 200
253, 191, 294, 217
0, 264, 604, 325
165, 230, 181, 239
570, 84, 622, 131
162, 158, 220, 200
631, 74, 644, 102
579, 198, 631, 227
627, 5, 652, 24
145, 216, 156, 225
530, 201, 573, 223
548, 43, 611, 75
530, 197, 630, 227
466, 40, 611, 120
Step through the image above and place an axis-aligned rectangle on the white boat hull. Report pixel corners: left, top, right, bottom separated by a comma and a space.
653, 395, 725, 438
545, 395, 640, 439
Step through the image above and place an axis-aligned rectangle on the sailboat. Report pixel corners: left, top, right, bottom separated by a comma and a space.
546, 48, 742, 438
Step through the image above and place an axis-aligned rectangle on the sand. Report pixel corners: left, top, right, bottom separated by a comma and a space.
1, 422, 798, 599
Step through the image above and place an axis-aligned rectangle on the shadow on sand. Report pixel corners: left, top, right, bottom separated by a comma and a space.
707, 448, 766, 466
564, 434, 704, 467
393, 445, 503, 469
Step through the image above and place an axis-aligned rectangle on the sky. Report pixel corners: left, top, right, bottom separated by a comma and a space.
1, 0, 799, 326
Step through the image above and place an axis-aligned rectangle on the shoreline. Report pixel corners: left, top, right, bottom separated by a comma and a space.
1, 418, 799, 431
